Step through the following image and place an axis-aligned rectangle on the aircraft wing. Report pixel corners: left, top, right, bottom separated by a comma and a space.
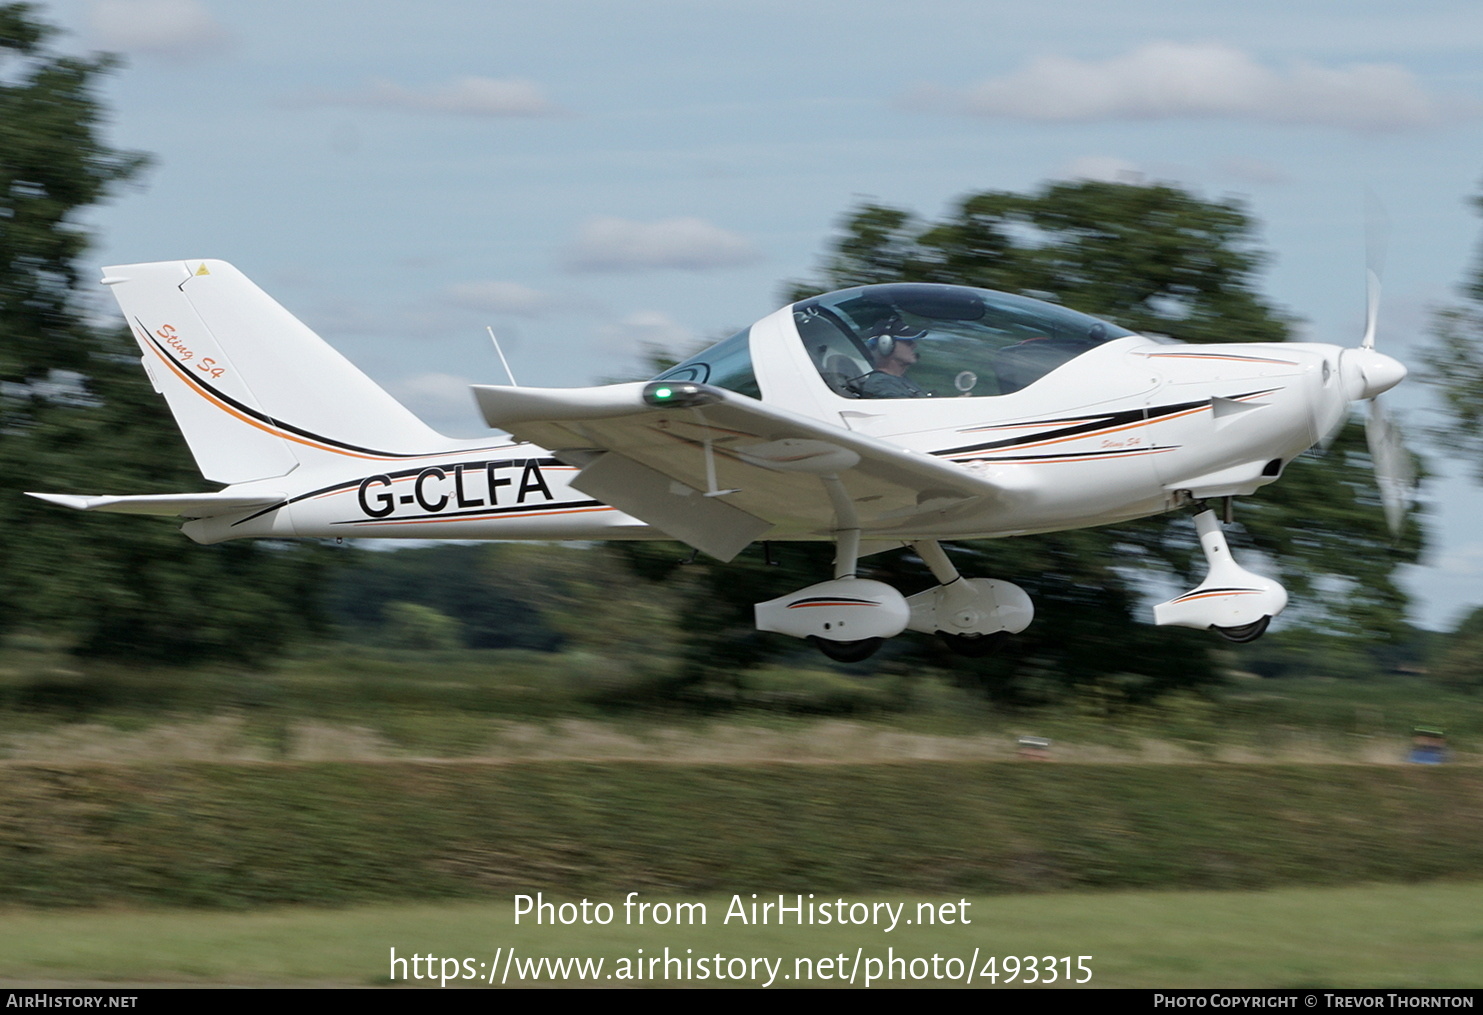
472, 381, 1003, 561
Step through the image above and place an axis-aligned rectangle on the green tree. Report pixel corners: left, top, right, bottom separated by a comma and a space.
792, 181, 1291, 344
0, 4, 146, 383
330, 541, 695, 691
0, 4, 327, 660
380, 601, 462, 651
328, 543, 564, 652
1430, 606, 1483, 691
1425, 187, 1483, 482
1420, 184, 1483, 692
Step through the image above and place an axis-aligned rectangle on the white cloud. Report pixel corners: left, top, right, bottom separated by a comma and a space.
88, 0, 230, 58
305, 76, 562, 117
394, 371, 471, 404
443, 281, 557, 316
907, 41, 1452, 131
597, 312, 698, 356
563, 216, 762, 272
390, 372, 484, 434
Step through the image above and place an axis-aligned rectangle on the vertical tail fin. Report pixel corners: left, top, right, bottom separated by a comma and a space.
103, 259, 450, 484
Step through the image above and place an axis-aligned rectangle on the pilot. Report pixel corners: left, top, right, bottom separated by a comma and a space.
849, 316, 931, 398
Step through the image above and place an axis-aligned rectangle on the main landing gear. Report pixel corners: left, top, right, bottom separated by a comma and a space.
1152, 504, 1287, 642
753, 529, 1033, 663
754, 500, 1285, 662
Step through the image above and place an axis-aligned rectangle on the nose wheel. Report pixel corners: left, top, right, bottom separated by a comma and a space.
937, 631, 1010, 657
807, 635, 886, 663
1212, 616, 1271, 644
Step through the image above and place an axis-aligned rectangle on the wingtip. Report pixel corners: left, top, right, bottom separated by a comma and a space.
26, 492, 93, 510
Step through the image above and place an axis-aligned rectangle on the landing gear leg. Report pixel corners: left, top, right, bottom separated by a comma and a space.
753, 507, 908, 662
805, 523, 889, 662
1153, 506, 1287, 640
904, 540, 1034, 657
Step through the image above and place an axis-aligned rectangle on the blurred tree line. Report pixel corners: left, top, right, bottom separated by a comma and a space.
1427, 188, 1483, 483
1422, 183, 1483, 691
3, 2, 1455, 701
0, 4, 326, 661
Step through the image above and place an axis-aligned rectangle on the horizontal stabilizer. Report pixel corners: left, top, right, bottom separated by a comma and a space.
27, 491, 283, 519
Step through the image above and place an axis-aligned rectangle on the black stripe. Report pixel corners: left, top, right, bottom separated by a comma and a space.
137, 319, 513, 460
331, 498, 605, 525
229, 457, 564, 526
948, 446, 1177, 463
1170, 587, 1260, 603
787, 596, 877, 607
935, 390, 1279, 459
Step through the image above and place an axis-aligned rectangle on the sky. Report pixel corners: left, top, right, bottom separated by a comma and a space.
30, 0, 1483, 630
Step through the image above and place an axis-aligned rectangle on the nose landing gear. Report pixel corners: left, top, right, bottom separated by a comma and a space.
1153, 506, 1286, 641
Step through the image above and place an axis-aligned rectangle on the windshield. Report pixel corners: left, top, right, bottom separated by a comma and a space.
793, 283, 1134, 398
649, 327, 760, 398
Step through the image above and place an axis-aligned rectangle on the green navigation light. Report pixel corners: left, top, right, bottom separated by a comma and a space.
641, 380, 722, 408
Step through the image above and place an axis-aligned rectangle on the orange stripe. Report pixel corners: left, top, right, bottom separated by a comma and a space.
1175, 590, 1261, 602
1148, 353, 1295, 365
356, 505, 615, 526
961, 416, 1103, 434
139, 328, 513, 462
958, 406, 1207, 456
1014, 406, 1206, 451
948, 447, 1173, 464
961, 390, 1272, 442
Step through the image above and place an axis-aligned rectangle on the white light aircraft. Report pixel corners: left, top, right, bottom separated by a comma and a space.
31, 260, 1410, 662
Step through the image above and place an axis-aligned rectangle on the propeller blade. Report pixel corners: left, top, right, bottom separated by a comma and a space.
1361, 268, 1381, 350
1353, 193, 1410, 533
1366, 396, 1415, 535
1361, 189, 1388, 350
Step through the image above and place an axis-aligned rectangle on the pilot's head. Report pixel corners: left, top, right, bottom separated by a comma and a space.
867, 315, 927, 368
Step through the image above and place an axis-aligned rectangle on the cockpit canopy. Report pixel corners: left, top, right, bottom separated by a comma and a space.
794, 283, 1134, 398
649, 282, 1135, 402
650, 326, 760, 398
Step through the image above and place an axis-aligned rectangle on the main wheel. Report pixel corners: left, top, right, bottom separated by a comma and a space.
808, 635, 884, 663
1212, 616, 1270, 643
937, 631, 1008, 658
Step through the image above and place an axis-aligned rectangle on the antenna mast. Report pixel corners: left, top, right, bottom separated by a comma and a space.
487, 326, 519, 386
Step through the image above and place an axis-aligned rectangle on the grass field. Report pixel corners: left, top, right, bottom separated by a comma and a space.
3, 882, 1481, 988
3, 650, 1478, 989
2, 644, 1478, 764
5, 762, 1481, 908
